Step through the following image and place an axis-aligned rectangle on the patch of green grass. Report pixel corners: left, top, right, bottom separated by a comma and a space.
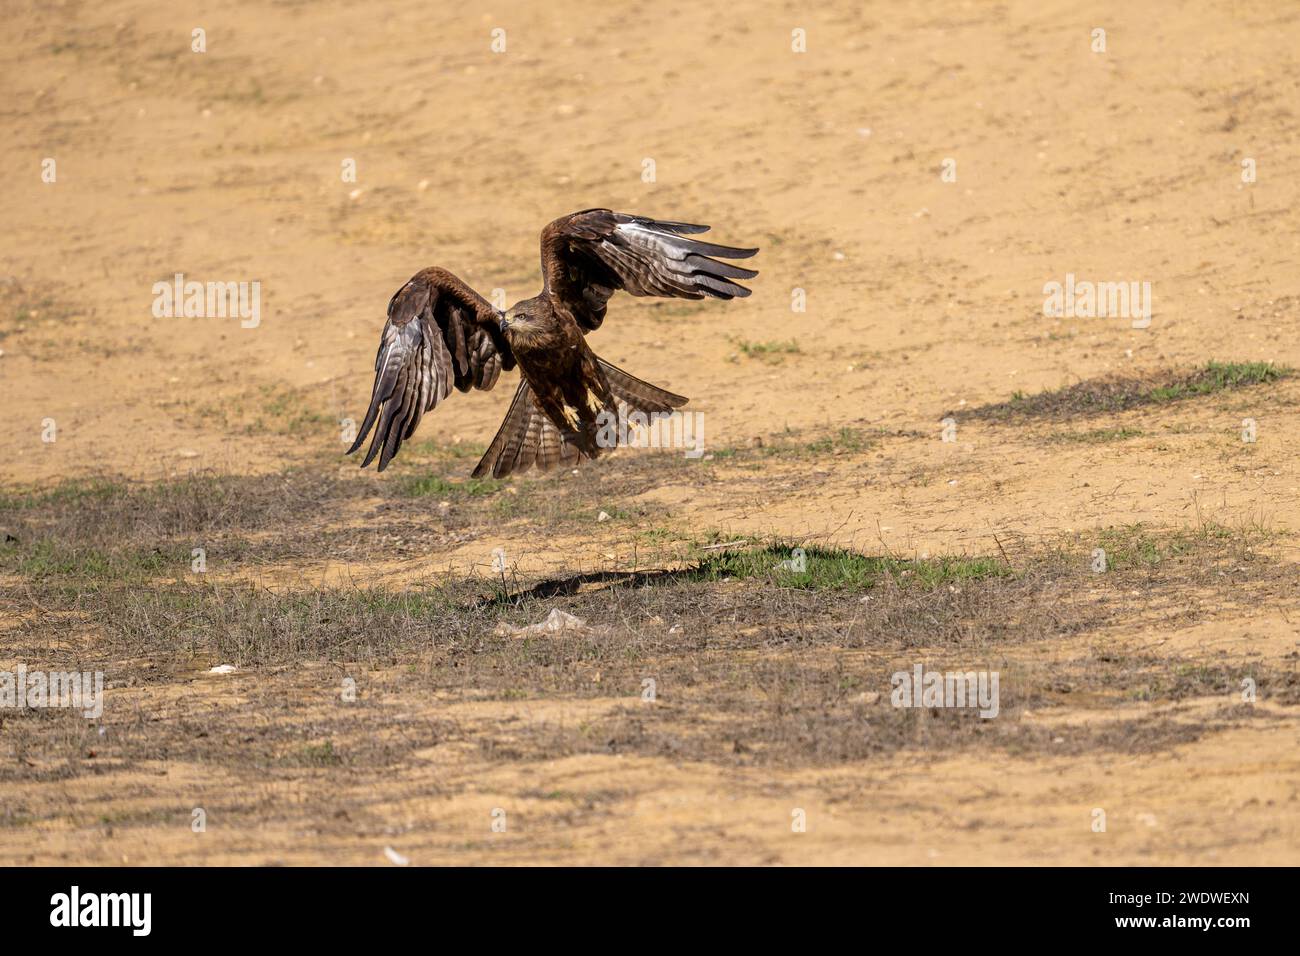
734, 338, 800, 362
194, 384, 333, 438
962, 361, 1292, 422
404, 439, 487, 461
1090, 521, 1257, 571
1046, 427, 1144, 445
0, 478, 126, 513
3, 295, 58, 335
0, 539, 183, 581
805, 427, 871, 454
255, 385, 333, 435
297, 589, 461, 618
399, 475, 504, 498
491, 494, 525, 519
1147, 361, 1286, 401
757, 425, 900, 460
296, 740, 343, 767
687, 543, 1009, 591
712, 425, 894, 462
73, 581, 480, 665
0, 471, 367, 588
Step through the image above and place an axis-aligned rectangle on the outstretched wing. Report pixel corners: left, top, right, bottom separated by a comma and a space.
539, 209, 758, 331
349, 267, 514, 471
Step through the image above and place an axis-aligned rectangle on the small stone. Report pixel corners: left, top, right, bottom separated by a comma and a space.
495, 608, 591, 638
383, 846, 409, 866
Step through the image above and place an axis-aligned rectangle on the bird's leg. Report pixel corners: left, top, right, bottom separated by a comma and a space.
528, 386, 599, 457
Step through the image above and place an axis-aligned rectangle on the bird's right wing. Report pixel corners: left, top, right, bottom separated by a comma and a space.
539, 209, 758, 331
349, 267, 514, 471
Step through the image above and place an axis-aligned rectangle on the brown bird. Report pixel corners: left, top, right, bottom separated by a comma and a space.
348, 209, 758, 478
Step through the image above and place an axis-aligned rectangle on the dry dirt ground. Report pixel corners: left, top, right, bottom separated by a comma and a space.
2, 0, 1299, 865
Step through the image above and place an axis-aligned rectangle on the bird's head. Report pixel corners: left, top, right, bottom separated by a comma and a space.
499, 297, 543, 334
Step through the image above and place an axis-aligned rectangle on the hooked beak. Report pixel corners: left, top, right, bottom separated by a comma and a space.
497, 311, 509, 333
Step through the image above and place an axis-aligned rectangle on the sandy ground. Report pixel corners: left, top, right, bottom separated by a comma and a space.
3, 0, 1300, 865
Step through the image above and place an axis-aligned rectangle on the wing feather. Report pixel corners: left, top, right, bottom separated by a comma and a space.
540, 209, 758, 331
350, 267, 513, 471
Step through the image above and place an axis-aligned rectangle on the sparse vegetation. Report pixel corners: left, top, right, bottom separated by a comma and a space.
733, 338, 801, 362
2, 507, 1293, 788
1090, 520, 1268, 571
1046, 427, 1143, 444
958, 361, 1292, 422
688, 543, 1008, 590
803, 427, 872, 454
399, 474, 504, 498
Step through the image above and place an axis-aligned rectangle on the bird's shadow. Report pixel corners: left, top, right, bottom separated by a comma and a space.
470, 567, 682, 609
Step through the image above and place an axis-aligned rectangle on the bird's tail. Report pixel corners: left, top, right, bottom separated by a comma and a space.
471, 360, 688, 480
596, 358, 688, 415
472, 381, 583, 479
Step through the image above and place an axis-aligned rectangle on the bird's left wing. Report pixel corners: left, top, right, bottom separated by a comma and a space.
349, 267, 514, 471
540, 209, 758, 331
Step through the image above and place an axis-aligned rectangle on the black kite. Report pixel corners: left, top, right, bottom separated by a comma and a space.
349, 209, 758, 478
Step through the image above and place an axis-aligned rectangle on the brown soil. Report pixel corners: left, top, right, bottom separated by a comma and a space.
2, 0, 1298, 865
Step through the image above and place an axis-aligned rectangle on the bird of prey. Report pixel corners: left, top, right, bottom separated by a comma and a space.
348, 209, 758, 479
